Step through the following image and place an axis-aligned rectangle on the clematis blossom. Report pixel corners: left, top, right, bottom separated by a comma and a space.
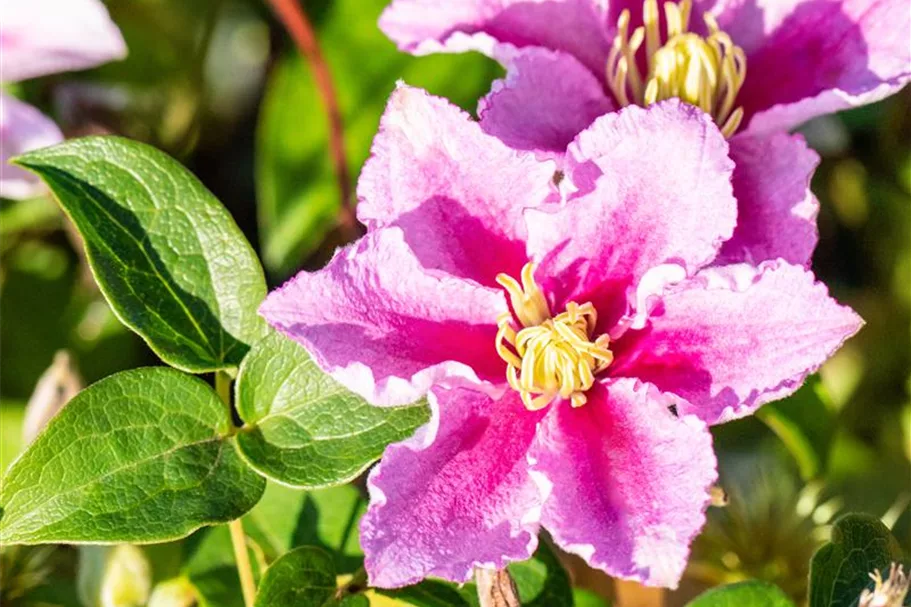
260, 85, 862, 589
0, 0, 127, 199
379, 0, 910, 268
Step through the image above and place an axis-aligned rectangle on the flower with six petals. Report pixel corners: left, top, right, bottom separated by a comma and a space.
260, 85, 863, 589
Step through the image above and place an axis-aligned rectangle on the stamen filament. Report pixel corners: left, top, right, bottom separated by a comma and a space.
606, 0, 747, 138
495, 263, 613, 411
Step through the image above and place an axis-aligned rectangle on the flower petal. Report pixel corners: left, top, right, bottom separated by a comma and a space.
611, 261, 863, 424
362, 387, 545, 588
379, 0, 611, 74
478, 47, 614, 156
0, 0, 127, 82
717, 132, 820, 267
357, 85, 557, 285
531, 378, 716, 588
717, 0, 911, 133
0, 93, 63, 200
259, 228, 506, 406
526, 100, 735, 315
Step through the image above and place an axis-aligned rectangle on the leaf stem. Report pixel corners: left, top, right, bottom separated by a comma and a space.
215, 371, 232, 415
216, 371, 256, 607
264, 0, 361, 242
229, 519, 257, 607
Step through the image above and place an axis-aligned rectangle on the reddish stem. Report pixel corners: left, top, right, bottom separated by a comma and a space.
265, 0, 361, 240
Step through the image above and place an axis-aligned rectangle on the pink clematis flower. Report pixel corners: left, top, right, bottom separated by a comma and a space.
260, 85, 862, 588
379, 0, 910, 268
1, 0, 127, 199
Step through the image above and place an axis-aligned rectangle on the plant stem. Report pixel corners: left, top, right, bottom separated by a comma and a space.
215, 371, 256, 607
229, 519, 257, 607
264, 0, 361, 242
215, 371, 232, 414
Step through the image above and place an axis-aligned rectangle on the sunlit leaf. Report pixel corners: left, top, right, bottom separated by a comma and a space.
244, 482, 364, 574
253, 547, 336, 607
0, 368, 265, 544
235, 331, 429, 488
14, 137, 268, 373
686, 580, 795, 606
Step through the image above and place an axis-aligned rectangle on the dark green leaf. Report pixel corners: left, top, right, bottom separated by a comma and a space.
0, 368, 265, 544
686, 581, 795, 607
809, 513, 905, 607
14, 137, 268, 373
235, 331, 430, 488
253, 547, 336, 607
256, 0, 500, 277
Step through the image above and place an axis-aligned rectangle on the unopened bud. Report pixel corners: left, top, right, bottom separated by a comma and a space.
22, 350, 83, 444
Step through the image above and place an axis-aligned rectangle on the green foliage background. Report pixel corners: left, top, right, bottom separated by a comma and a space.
1, 0, 909, 605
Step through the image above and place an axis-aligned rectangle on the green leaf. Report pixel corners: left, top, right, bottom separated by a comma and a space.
256, 0, 500, 277
428, 543, 572, 607
0, 367, 265, 544
183, 526, 261, 607
809, 513, 905, 607
244, 482, 365, 573
686, 581, 795, 607
253, 547, 336, 607
506, 542, 573, 607
14, 136, 268, 373
572, 588, 611, 607
235, 331, 430, 488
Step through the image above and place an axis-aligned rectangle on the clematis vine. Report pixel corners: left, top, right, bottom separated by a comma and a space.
261, 86, 862, 588
0, 0, 126, 199
379, 0, 910, 267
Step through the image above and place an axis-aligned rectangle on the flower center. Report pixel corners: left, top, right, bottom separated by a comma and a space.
495, 263, 613, 411
606, 0, 747, 137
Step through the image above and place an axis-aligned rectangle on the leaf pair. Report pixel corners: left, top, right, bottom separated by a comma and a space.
0, 138, 427, 547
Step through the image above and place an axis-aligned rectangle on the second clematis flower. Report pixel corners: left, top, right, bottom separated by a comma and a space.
260, 85, 862, 588
379, 0, 910, 268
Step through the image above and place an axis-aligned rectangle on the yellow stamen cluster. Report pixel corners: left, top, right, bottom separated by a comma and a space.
495, 263, 613, 411
606, 0, 747, 138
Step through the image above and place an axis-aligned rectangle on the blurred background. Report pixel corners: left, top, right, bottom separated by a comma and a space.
1, 0, 908, 605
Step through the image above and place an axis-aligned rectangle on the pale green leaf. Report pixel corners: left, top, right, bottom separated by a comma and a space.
0, 368, 265, 544
235, 331, 430, 488
686, 581, 795, 607
14, 137, 268, 373
253, 546, 336, 607
244, 482, 364, 572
